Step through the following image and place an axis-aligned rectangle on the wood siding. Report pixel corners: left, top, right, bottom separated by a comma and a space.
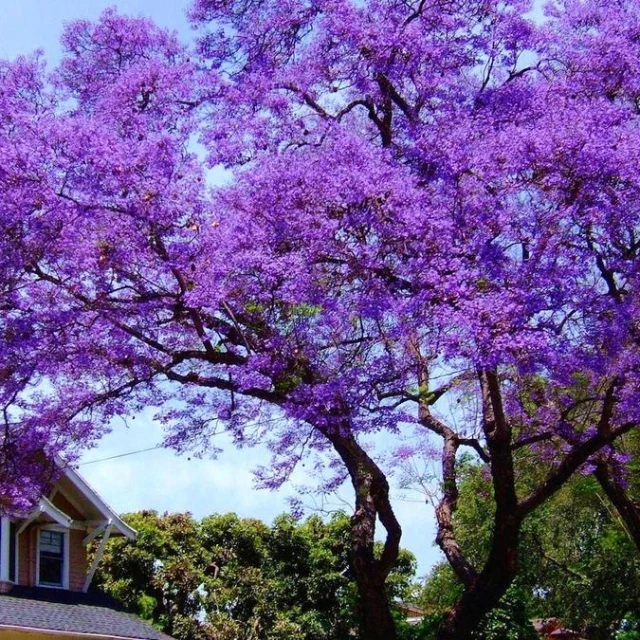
17, 527, 35, 588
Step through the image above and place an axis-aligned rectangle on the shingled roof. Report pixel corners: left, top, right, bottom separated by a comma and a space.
0, 586, 173, 640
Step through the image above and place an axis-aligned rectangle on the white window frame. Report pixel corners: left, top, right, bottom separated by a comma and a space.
12, 521, 18, 584
36, 525, 70, 590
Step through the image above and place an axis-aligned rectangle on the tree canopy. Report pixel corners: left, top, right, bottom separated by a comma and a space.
418, 448, 640, 639
3, 1, 640, 637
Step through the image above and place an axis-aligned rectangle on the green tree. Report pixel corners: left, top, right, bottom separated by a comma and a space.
93, 511, 209, 640
95, 511, 418, 640
417, 454, 640, 640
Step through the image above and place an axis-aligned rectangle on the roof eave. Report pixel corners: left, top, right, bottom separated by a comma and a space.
54, 457, 137, 540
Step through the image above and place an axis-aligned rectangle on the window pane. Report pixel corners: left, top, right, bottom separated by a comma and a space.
39, 556, 63, 586
40, 530, 63, 555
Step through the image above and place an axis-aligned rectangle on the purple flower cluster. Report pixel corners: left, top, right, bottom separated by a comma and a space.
2, 2, 640, 635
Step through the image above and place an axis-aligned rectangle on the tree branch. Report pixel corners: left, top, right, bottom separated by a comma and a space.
518, 421, 638, 518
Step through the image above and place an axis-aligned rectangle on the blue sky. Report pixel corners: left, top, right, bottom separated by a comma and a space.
0, 1, 191, 62
0, 0, 441, 576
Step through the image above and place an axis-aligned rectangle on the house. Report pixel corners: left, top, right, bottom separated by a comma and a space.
532, 618, 585, 640
397, 602, 424, 625
0, 460, 173, 640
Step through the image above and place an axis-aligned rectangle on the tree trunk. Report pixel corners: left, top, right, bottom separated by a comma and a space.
436, 371, 521, 640
323, 425, 401, 640
354, 565, 398, 640
436, 535, 519, 640
594, 459, 640, 552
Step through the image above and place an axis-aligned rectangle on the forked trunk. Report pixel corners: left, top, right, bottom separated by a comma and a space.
323, 424, 401, 640
436, 547, 519, 640
436, 371, 521, 640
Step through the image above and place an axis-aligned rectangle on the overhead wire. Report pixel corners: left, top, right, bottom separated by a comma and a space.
78, 445, 163, 466
77, 414, 290, 466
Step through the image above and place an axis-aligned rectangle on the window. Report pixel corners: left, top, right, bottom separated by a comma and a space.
38, 529, 67, 588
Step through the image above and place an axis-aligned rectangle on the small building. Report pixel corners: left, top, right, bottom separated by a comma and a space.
397, 602, 425, 625
532, 618, 585, 640
0, 460, 173, 640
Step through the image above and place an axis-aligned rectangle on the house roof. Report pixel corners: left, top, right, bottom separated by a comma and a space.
0, 587, 172, 640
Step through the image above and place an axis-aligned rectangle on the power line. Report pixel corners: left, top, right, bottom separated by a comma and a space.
78, 445, 163, 466
76, 414, 291, 467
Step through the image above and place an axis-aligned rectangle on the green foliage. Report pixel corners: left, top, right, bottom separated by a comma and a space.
418, 563, 462, 615
92, 510, 209, 639
417, 450, 640, 639
417, 565, 537, 640
616, 614, 640, 640
95, 510, 418, 640
472, 583, 538, 640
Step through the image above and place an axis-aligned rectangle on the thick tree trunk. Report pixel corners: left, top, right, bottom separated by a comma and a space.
436, 526, 519, 640
323, 425, 401, 640
353, 566, 398, 640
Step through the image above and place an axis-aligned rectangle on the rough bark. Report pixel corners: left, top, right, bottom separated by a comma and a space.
325, 426, 401, 640
436, 548, 520, 640
352, 564, 398, 640
434, 432, 478, 586
435, 371, 521, 640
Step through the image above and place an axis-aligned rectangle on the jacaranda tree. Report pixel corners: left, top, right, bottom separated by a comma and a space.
3, 1, 640, 638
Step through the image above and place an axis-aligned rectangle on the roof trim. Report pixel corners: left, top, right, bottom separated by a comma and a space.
54, 458, 137, 540
0, 622, 159, 640
18, 499, 73, 536
39, 498, 74, 528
